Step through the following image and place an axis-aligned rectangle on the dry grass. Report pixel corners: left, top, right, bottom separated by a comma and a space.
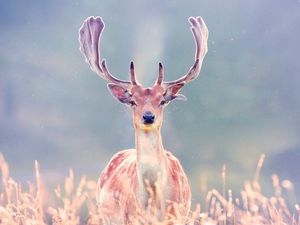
0, 153, 299, 225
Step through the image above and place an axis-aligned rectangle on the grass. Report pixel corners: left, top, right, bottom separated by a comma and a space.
0, 153, 299, 225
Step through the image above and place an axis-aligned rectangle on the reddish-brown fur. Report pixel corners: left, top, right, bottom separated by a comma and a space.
97, 149, 190, 223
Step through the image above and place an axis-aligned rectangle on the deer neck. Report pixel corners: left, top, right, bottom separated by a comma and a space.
135, 127, 168, 205
136, 128, 165, 163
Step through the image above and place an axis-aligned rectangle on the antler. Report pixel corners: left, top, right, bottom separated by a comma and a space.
79, 17, 136, 89
161, 16, 209, 88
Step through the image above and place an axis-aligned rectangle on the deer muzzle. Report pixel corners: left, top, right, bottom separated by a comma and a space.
142, 111, 155, 125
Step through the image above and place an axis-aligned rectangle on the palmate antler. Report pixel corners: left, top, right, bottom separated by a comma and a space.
79, 17, 136, 89
161, 16, 209, 88
79, 16, 208, 90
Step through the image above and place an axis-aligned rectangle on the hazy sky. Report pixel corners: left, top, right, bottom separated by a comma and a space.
0, 0, 300, 201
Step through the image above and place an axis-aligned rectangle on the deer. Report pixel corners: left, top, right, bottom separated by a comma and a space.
79, 16, 208, 224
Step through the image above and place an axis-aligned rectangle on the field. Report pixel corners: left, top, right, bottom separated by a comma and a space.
0, 154, 299, 225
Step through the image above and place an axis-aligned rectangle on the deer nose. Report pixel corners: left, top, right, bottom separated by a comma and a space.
142, 111, 155, 124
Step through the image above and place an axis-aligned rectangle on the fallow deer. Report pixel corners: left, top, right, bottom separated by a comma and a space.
79, 16, 208, 224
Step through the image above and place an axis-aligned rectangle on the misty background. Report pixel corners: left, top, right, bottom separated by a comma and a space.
0, 0, 300, 203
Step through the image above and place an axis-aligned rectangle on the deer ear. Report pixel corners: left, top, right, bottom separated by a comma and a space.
107, 84, 132, 104
163, 83, 187, 103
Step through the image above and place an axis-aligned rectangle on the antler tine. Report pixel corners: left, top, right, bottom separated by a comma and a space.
101, 59, 131, 86
79, 16, 131, 89
130, 61, 138, 85
156, 62, 164, 85
163, 16, 208, 88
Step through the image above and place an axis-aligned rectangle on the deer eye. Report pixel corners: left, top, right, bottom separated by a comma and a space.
129, 100, 137, 107
159, 100, 166, 106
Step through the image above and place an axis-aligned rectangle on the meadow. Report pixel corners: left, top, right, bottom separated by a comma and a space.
0, 153, 298, 225
1, 1, 300, 223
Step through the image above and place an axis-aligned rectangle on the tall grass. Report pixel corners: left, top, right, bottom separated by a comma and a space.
0, 153, 299, 225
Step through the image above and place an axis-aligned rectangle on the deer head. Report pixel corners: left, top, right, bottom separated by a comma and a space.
79, 16, 208, 132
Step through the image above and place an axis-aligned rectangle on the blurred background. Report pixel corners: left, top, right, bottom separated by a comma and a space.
0, 0, 300, 204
